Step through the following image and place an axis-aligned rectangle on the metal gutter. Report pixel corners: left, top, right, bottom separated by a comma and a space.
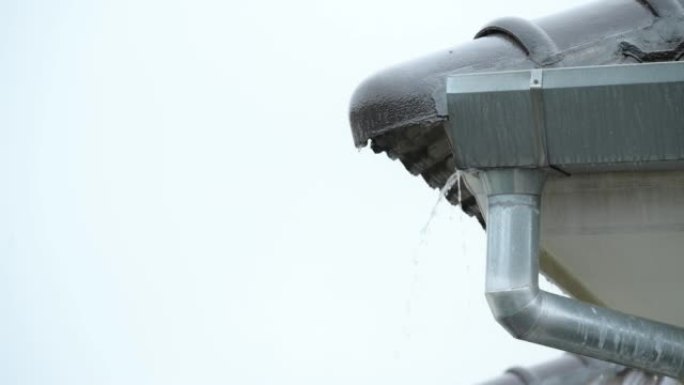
445, 62, 684, 173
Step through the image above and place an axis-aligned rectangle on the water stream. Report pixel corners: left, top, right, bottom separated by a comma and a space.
418, 170, 462, 240
400, 170, 464, 349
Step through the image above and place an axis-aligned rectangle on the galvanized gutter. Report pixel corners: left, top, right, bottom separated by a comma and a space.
446, 62, 684, 173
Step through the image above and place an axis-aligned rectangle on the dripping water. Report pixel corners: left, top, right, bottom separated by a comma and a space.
400, 170, 462, 350
419, 170, 462, 238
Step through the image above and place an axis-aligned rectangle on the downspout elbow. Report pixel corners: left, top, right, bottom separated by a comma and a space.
486, 287, 543, 340
479, 168, 684, 379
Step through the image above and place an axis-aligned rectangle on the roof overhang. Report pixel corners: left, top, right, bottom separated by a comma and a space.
348, 0, 684, 325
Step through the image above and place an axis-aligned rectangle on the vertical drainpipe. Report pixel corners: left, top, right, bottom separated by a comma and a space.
480, 168, 684, 380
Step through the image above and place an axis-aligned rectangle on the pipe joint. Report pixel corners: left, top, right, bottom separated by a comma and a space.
479, 169, 546, 196
486, 287, 542, 339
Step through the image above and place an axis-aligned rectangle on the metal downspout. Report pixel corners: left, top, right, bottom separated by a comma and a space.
481, 168, 684, 380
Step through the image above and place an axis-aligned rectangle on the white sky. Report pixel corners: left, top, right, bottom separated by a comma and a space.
1, 0, 592, 384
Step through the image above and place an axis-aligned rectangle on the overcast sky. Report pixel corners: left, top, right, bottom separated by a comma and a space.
1, 0, 592, 384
